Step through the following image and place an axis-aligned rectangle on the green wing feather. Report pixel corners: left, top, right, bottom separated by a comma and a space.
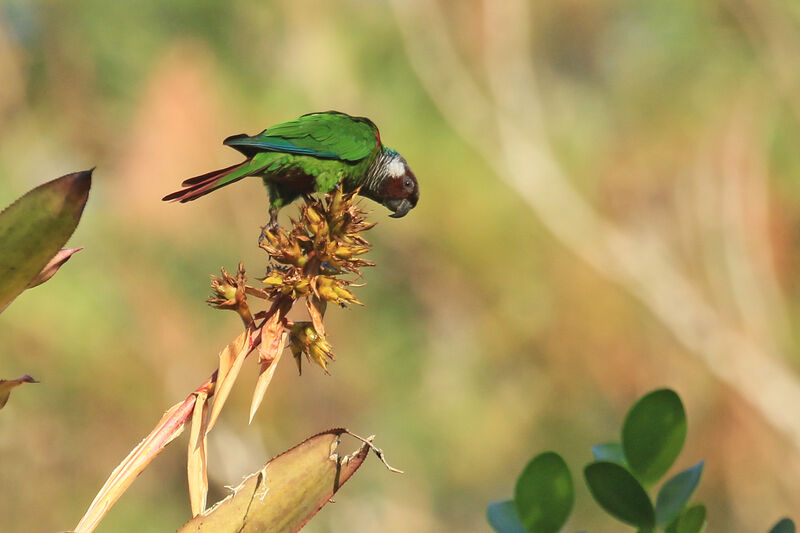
224, 111, 379, 162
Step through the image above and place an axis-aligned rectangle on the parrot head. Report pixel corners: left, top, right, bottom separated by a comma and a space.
364, 149, 419, 218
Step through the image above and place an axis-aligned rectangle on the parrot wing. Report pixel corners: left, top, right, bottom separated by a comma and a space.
223, 111, 380, 162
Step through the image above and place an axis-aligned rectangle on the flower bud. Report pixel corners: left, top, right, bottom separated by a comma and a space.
333, 285, 361, 305
261, 273, 284, 286
305, 206, 323, 225
289, 322, 334, 374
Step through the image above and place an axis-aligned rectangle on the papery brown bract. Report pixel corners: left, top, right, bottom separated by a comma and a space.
0, 375, 38, 410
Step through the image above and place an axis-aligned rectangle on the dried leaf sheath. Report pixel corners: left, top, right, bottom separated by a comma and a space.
249, 330, 289, 423
306, 296, 327, 338
177, 429, 372, 533
74, 393, 202, 532
188, 391, 210, 517
206, 328, 256, 433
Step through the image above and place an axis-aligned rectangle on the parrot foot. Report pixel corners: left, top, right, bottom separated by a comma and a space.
259, 208, 280, 246
267, 207, 279, 230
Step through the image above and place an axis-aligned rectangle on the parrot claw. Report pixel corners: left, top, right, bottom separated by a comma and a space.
260, 208, 279, 245
267, 207, 280, 230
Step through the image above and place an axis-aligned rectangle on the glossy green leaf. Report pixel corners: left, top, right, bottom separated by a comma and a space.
769, 518, 796, 533
487, 500, 527, 533
0, 170, 91, 312
179, 429, 371, 532
513, 452, 573, 533
592, 442, 626, 465
665, 503, 706, 533
655, 461, 704, 525
584, 461, 654, 529
622, 389, 686, 484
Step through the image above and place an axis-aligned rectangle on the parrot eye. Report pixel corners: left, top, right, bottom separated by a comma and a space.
403, 177, 414, 192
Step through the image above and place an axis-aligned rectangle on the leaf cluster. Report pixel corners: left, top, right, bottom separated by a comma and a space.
488, 389, 795, 533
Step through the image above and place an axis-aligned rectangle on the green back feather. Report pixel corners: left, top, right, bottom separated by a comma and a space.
224, 111, 379, 162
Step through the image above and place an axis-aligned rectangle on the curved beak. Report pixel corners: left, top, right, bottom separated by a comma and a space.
388, 198, 413, 218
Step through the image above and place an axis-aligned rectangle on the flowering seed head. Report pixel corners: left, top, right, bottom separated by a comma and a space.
210, 189, 375, 373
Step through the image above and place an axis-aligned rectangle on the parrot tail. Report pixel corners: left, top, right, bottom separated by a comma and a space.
162, 162, 251, 203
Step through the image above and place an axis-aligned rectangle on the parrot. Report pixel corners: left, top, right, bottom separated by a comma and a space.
162, 111, 419, 227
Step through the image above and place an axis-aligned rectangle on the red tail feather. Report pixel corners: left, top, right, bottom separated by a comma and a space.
162, 163, 245, 203
180, 163, 241, 186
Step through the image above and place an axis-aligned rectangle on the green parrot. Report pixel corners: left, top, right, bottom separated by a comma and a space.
163, 111, 419, 226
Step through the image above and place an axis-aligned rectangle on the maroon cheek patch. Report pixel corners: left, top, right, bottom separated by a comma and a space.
383, 177, 409, 199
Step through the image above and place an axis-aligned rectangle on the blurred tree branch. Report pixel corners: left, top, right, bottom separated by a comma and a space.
725, 0, 800, 126
389, 0, 800, 454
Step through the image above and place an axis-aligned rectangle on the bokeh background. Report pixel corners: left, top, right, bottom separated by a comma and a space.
2, 0, 800, 531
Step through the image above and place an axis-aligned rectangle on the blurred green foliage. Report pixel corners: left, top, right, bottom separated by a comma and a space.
1, 1, 800, 532
490, 389, 792, 532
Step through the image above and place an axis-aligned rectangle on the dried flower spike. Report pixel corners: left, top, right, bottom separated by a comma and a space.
212, 189, 376, 376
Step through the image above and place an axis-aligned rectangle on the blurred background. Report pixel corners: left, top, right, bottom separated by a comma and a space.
1, 0, 800, 531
